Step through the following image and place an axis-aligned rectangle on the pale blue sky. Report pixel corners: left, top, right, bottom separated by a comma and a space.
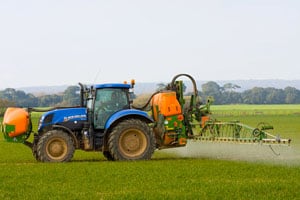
0, 0, 299, 89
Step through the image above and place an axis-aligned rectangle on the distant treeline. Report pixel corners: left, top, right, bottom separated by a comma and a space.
197, 81, 300, 104
1, 81, 300, 115
0, 86, 80, 115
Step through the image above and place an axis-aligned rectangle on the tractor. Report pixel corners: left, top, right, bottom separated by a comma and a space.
1, 74, 291, 162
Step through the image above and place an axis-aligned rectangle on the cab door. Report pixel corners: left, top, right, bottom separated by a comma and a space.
93, 88, 130, 129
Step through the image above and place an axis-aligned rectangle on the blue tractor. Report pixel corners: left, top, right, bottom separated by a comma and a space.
35, 81, 157, 162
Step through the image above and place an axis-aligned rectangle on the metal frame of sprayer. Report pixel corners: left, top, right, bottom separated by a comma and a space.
153, 74, 291, 146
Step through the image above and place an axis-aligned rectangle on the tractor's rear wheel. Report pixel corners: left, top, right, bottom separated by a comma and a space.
103, 151, 115, 161
108, 119, 155, 161
36, 130, 75, 162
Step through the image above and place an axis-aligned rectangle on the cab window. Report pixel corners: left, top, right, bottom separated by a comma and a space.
94, 88, 129, 129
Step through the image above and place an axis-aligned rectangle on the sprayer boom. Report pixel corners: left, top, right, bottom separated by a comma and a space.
190, 120, 291, 145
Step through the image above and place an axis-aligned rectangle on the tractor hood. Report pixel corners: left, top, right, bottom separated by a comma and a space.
38, 107, 87, 132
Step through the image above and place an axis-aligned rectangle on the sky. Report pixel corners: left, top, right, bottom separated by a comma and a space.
0, 0, 299, 89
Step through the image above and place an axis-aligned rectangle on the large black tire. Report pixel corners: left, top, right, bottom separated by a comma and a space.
108, 119, 155, 161
36, 130, 75, 162
32, 143, 40, 161
103, 151, 115, 161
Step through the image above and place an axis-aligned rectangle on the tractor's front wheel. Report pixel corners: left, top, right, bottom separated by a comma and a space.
108, 119, 155, 161
36, 130, 75, 162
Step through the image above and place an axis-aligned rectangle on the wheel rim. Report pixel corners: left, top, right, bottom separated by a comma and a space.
119, 128, 147, 158
46, 138, 67, 160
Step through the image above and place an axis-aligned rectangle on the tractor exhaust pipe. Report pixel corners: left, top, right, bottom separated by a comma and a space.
78, 83, 85, 107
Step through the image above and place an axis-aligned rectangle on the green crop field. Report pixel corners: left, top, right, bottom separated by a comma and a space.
0, 105, 300, 199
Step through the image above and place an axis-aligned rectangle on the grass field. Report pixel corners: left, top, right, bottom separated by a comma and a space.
0, 105, 300, 199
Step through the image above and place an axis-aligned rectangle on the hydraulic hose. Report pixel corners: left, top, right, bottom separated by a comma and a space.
169, 73, 198, 97
28, 106, 80, 113
132, 91, 161, 111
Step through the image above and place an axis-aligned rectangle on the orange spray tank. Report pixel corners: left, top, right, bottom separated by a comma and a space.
151, 91, 187, 147
2, 107, 30, 141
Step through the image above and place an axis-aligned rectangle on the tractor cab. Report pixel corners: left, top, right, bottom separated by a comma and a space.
92, 84, 131, 129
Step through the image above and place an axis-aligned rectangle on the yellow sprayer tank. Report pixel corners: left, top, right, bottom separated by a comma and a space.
2, 107, 30, 138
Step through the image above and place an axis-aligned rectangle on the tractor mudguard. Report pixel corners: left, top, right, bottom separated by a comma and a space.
104, 109, 153, 129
